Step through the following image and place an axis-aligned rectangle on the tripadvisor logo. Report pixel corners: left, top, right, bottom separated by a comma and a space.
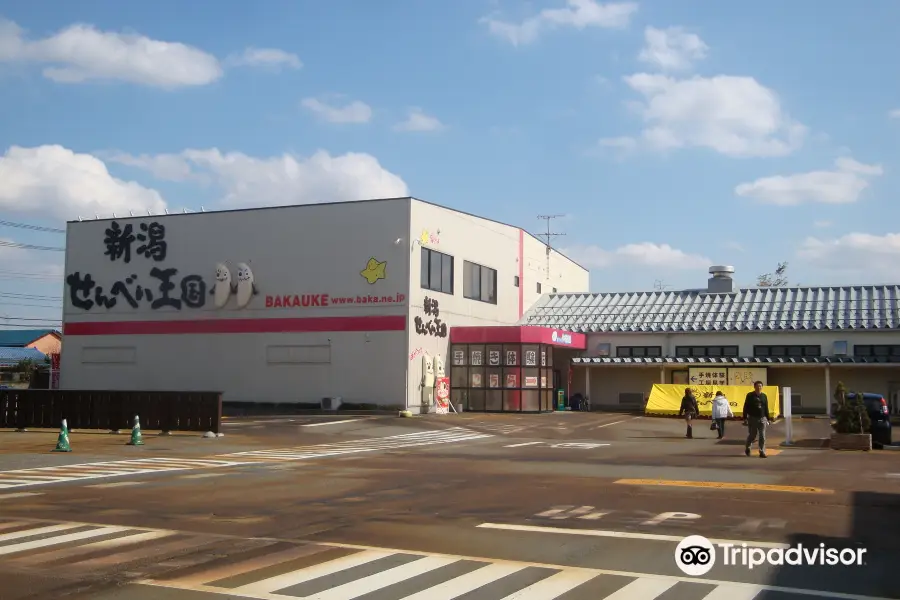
675, 535, 867, 575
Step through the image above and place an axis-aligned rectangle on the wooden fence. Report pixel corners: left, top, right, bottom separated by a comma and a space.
0, 390, 222, 434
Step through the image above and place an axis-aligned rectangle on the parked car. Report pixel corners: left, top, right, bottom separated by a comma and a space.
847, 392, 892, 449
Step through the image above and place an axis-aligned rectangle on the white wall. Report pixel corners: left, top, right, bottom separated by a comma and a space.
405, 200, 588, 410
62, 199, 411, 406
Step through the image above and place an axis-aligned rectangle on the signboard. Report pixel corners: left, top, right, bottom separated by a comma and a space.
524, 376, 538, 387
689, 368, 727, 386
551, 331, 573, 345
435, 377, 450, 414
728, 367, 767, 387
50, 353, 60, 390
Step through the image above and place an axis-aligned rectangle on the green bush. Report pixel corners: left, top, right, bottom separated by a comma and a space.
832, 385, 871, 434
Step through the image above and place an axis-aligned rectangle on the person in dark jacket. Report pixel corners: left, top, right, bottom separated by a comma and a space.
743, 380, 771, 458
679, 388, 699, 438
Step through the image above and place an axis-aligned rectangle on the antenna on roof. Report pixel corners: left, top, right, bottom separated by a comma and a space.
129, 210, 134, 217
77, 216, 83, 222
164, 208, 169, 215
201, 206, 205, 212
94, 214, 99, 219
112, 212, 117, 218
537, 215, 566, 282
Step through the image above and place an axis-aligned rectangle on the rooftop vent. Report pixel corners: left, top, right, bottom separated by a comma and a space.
707, 265, 735, 294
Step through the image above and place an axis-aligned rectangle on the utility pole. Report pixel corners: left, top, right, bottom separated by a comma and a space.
536, 215, 566, 283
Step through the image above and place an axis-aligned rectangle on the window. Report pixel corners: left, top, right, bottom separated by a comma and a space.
853, 345, 900, 359
463, 260, 497, 304
514, 276, 520, 287
552, 287, 557, 293
753, 345, 821, 358
675, 346, 739, 358
420, 247, 454, 295
616, 346, 662, 358
536, 282, 542, 294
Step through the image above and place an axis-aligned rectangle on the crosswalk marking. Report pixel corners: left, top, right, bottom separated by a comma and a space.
0, 518, 891, 600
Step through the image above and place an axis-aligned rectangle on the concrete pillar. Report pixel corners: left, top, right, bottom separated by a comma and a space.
824, 366, 831, 418
585, 367, 591, 404
660, 367, 665, 384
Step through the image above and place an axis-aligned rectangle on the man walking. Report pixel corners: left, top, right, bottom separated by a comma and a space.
743, 381, 771, 458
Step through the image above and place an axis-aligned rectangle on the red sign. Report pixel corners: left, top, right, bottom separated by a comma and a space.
265, 293, 406, 308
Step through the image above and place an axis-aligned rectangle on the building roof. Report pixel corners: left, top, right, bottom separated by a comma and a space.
520, 286, 900, 333
0, 347, 47, 367
0, 329, 60, 347
572, 356, 900, 365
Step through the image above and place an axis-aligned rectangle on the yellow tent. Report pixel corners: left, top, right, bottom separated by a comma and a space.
645, 384, 781, 417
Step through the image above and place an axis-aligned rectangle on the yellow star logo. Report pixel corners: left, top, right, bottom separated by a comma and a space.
420, 230, 430, 245
360, 257, 387, 284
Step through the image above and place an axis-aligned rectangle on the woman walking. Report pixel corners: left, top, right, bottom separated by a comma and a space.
679, 388, 699, 438
711, 391, 734, 439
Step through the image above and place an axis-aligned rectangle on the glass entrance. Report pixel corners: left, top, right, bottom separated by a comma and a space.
449, 342, 554, 412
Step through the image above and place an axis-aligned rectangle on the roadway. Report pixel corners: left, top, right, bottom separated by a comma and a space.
0, 412, 897, 599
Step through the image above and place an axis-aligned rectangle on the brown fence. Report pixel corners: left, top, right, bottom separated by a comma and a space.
0, 390, 222, 434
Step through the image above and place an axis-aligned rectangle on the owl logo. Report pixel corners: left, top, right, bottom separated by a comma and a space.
235, 262, 259, 309
210, 262, 234, 308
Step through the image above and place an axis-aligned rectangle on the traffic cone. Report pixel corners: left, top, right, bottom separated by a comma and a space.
127, 415, 144, 446
52, 419, 71, 452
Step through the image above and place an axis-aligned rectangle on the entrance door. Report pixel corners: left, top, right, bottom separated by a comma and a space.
553, 369, 563, 407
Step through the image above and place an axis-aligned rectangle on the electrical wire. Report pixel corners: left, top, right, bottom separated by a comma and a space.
0, 291, 62, 301
0, 219, 65, 234
0, 240, 64, 252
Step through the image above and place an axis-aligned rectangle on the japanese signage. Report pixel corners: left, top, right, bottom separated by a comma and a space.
506, 373, 517, 388
67, 220, 208, 312
524, 350, 537, 366
506, 350, 517, 366
470, 348, 483, 366
471, 373, 483, 387
728, 367, 767, 386
415, 296, 448, 338
488, 350, 501, 366
489, 374, 500, 388
551, 331, 573, 345
452, 350, 465, 366
688, 368, 727, 386
524, 376, 538, 387
541, 348, 547, 366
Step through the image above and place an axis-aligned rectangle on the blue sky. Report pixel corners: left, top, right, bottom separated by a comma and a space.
1, 0, 899, 329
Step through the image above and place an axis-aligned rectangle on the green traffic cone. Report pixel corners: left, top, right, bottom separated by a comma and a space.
127, 415, 144, 446
52, 419, 71, 452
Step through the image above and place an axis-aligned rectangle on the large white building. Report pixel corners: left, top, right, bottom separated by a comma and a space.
60, 197, 589, 411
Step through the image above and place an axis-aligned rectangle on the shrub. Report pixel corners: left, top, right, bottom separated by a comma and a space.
832, 387, 871, 435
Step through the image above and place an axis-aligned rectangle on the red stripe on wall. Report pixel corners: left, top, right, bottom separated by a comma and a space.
518, 228, 525, 318
64, 315, 407, 336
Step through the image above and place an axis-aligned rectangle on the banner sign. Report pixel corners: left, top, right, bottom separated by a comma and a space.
645, 384, 781, 417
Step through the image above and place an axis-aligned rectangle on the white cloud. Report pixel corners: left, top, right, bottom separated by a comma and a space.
480, 0, 638, 46
301, 97, 372, 124
0, 18, 221, 88
393, 108, 445, 132
799, 233, 900, 279
814, 220, 832, 228
106, 148, 409, 208
638, 26, 708, 72
611, 73, 806, 157
889, 109, 900, 119
225, 47, 302, 70
0, 145, 167, 221
734, 157, 883, 205
561, 242, 710, 269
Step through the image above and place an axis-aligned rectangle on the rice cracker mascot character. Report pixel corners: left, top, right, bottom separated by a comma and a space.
422, 352, 435, 407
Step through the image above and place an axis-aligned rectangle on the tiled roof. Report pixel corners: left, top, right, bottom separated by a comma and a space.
0, 347, 47, 367
572, 356, 896, 365
0, 329, 59, 347
521, 286, 900, 333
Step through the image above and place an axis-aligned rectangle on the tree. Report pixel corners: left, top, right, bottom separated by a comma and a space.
757, 262, 789, 287
832, 381, 871, 434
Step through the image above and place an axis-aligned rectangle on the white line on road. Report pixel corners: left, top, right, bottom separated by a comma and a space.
301, 419, 360, 427
476, 523, 789, 549
593, 416, 641, 429
180, 473, 227, 479
505, 442, 543, 448
0, 492, 44, 500
87, 481, 143, 488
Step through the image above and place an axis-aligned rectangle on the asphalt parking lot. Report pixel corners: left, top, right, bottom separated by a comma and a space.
0, 412, 897, 599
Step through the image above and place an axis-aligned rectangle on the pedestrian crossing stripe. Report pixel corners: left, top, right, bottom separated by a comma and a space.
0, 427, 490, 490
0, 457, 249, 490
216, 427, 492, 461
0, 519, 888, 600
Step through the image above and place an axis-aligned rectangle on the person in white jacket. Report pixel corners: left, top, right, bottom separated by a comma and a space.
711, 391, 734, 439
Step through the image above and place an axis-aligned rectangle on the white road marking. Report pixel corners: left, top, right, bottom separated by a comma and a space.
703, 584, 768, 599
0, 525, 127, 556
87, 481, 143, 488
180, 472, 227, 479
394, 563, 526, 600
603, 577, 676, 599
505, 442, 543, 448
495, 569, 597, 599
0, 523, 81, 541
0, 492, 43, 500
301, 419, 360, 427
230, 550, 393, 595
476, 523, 790, 549
309, 555, 458, 600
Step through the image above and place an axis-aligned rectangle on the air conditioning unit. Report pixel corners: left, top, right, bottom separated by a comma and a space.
320, 396, 343, 411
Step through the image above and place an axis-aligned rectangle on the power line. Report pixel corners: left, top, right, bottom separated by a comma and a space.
0, 270, 62, 282
0, 219, 65, 234
0, 323, 62, 328
0, 316, 62, 322
0, 291, 62, 301
0, 240, 64, 252
0, 302, 62, 309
